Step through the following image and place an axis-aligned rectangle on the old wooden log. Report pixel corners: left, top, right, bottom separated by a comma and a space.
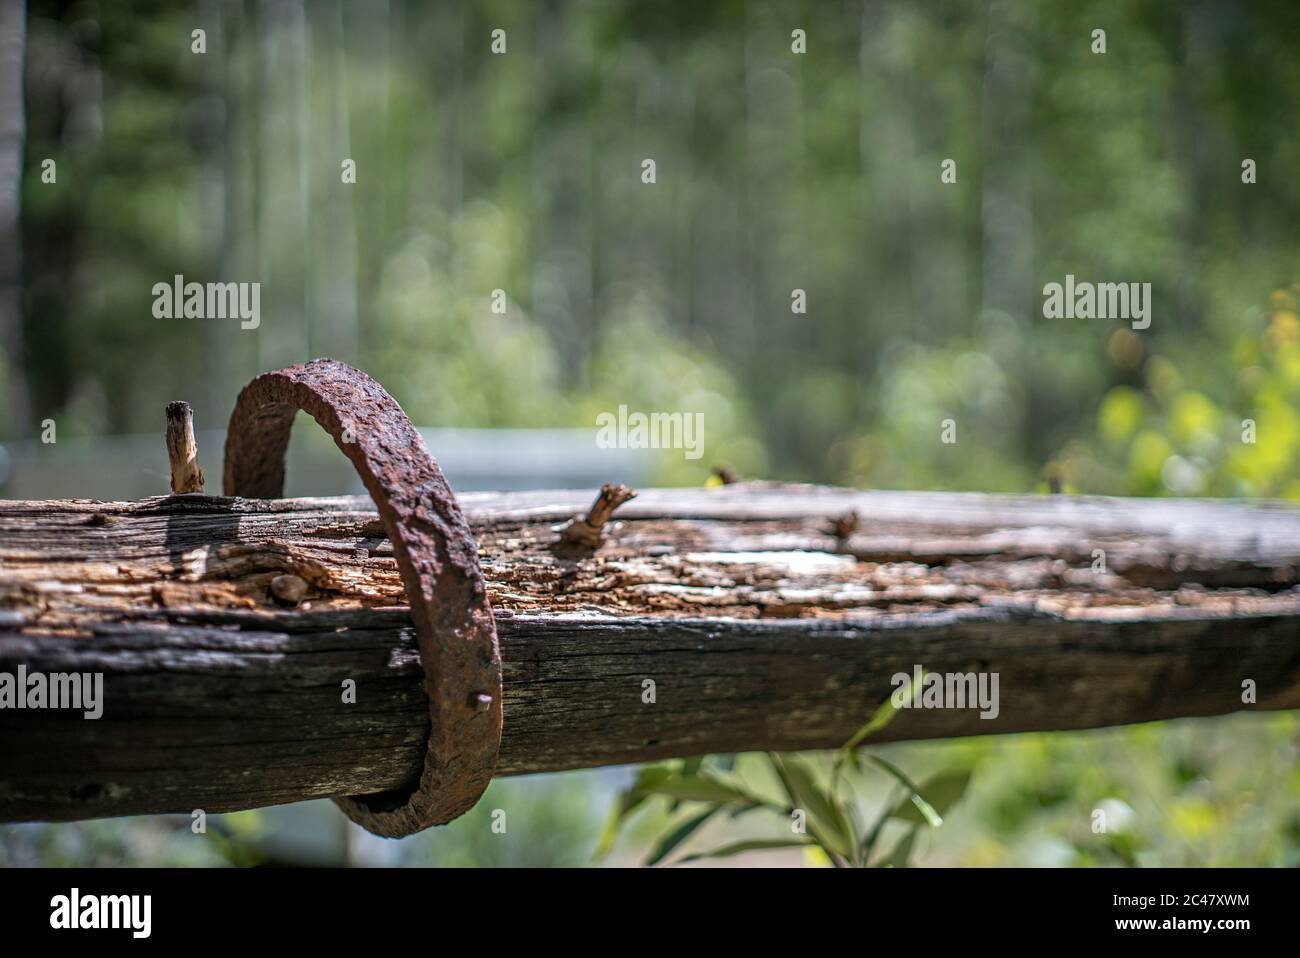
2, 484, 1300, 823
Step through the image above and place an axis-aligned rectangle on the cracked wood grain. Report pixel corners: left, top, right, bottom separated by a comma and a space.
2, 484, 1300, 823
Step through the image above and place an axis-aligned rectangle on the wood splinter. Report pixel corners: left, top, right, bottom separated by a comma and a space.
165, 401, 205, 494
830, 509, 860, 543
558, 482, 638, 548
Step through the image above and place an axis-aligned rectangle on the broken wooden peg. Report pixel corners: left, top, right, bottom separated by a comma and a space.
165, 400, 205, 494
831, 509, 860, 543
558, 482, 638, 548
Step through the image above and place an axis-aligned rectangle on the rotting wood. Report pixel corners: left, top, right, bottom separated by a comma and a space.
2, 484, 1300, 823
164, 401, 204, 495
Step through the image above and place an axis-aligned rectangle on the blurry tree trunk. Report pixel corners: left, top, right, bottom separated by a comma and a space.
0, 0, 28, 435
315, 0, 358, 363
979, 2, 1033, 319
255, 0, 311, 370
294, 0, 311, 360
534, 0, 592, 383
979, 2, 1037, 452
201, 0, 232, 423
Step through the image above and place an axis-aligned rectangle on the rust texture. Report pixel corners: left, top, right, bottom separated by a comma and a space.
222, 358, 501, 837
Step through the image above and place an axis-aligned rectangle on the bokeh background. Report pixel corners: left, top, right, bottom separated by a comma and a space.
1, 0, 1298, 866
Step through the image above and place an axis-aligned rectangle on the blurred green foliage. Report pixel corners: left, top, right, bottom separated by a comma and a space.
1074, 291, 1300, 497
598, 671, 977, 867
9, 0, 1299, 496
399, 773, 605, 867
0, 810, 263, 867
591, 712, 1300, 868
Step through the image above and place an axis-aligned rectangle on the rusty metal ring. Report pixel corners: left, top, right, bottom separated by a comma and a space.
222, 358, 502, 837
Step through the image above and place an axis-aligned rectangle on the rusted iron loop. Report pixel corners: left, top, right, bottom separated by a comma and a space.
222, 359, 502, 837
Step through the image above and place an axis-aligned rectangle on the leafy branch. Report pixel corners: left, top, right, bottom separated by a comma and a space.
597, 671, 974, 867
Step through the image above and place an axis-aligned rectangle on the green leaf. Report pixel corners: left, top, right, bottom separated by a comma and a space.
868, 755, 943, 828
641, 774, 755, 805
859, 793, 898, 865
630, 763, 675, 794
888, 770, 973, 826
644, 805, 721, 866
881, 825, 920, 867
841, 670, 926, 754
593, 799, 635, 860
678, 838, 813, 863
768, 754, 854, 859
593, 765, 673, 859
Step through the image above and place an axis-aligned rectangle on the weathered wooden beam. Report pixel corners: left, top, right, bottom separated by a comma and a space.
2, 484, 1300, 823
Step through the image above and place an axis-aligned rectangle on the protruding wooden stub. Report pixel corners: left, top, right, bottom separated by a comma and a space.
830, 509, 860, 543
165, 401, 205, 494
559, 482, 638, 548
